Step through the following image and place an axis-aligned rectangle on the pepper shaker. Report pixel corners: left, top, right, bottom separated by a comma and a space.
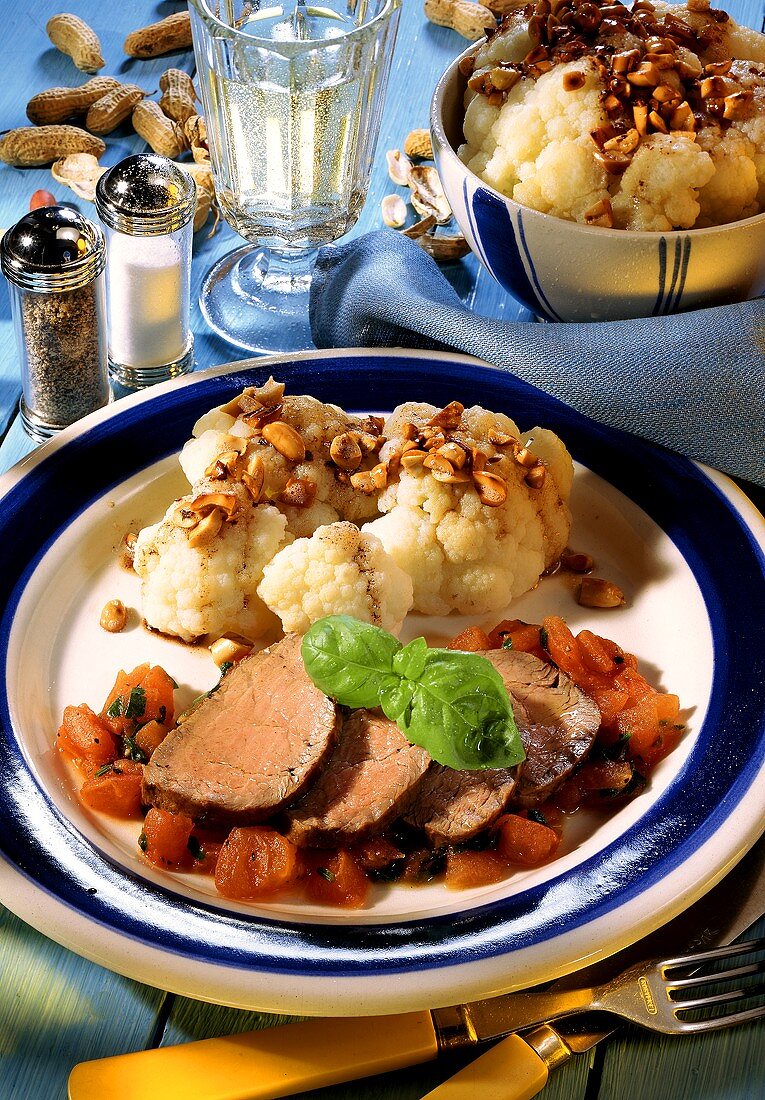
95, 153, 196, 389
1, 206, 109, 442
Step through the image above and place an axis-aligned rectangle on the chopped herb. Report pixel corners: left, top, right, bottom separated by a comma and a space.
527, 809, 548, 826
501, 636, 514, 649
158, 705, 166, 724
106, 696, 124, 718
539, 627, 549, 651
187, 836, 205, 862
94, 762, 113, 778
123, 736, 148, 763
125, 686, 147, 721
219, 661, 234, 677
138, 831, 148, 852
366, 859, 406, 883
316, 866, 335, 882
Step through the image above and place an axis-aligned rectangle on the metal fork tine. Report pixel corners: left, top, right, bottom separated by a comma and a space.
674, 984, 765, 1014
661, 937, 765, 972
678, 1003, 765, 1034
669, 959, 765, 991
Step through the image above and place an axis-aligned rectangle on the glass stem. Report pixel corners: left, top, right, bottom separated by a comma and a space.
234, 245, 318, 300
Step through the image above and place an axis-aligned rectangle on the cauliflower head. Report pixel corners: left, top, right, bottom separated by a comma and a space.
179, 378, 384, 538
364, 403, 573, 616
134, 479, 290, 644
459, 0, 765, 230
258, 521, 414, 635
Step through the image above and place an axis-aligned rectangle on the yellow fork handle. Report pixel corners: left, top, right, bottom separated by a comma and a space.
421, 1034, 550, 1100
67, 1010, 439, 1100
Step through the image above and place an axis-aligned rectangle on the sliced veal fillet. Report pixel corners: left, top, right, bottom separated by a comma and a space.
404, 764, 518, 846
483, 648, 601, 807
141, 634, 339, 826
285, 708, 431, 848
405, 649, 600, 843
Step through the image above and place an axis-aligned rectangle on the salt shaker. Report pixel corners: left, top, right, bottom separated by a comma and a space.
95, 153, 196, 388
0, 206, 109, 442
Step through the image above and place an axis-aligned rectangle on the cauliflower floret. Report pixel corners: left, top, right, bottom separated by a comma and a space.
464, 61, 612, 221
611, 134, 716, 231
178, 379, 383, 538
134, 480, 290, 643
695, 123, 759, 226
364, 403, 572, 616
258, 522, 414, 635
651, 2, 765, 63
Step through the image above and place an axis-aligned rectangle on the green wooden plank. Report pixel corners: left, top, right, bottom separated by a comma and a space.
0, 904, 166, 1100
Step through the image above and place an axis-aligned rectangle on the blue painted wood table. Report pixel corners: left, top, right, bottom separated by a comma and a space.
1, 2, 764, 1098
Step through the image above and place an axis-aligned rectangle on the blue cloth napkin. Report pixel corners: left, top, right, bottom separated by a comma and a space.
310, 230, 765, 489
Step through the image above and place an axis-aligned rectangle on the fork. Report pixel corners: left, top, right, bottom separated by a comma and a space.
458, 937, 765, 1039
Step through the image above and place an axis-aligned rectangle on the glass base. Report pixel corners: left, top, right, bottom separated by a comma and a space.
108, 339, 195, 390
199, 243, 317, 356
19, 391, 113, 444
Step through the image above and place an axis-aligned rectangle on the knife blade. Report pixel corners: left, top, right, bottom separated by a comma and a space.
68, 837, 765, 1100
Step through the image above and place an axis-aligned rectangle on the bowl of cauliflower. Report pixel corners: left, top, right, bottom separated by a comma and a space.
430, 0, 765, 321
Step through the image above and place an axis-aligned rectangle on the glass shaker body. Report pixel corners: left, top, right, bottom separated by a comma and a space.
102, 219, 193, 386
1, 207, 109, 442
96, 154, 196, 389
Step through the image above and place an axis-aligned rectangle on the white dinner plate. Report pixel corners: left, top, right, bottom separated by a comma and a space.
1, 348, 765, 1015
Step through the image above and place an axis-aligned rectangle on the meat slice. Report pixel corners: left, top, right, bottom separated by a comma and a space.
483, 648, 600, 807
405, 649, 600, 843
142, 634, 339, 826
404, 765, 517, 846
285, 708, 431, 848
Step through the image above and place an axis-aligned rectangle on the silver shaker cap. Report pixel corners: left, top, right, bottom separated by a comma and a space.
0, 206, 106, 292
95, 153, 196, 236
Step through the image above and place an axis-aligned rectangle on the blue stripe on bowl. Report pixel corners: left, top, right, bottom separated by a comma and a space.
1, 352, 765, 977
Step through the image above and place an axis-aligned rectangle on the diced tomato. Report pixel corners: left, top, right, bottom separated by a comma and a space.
577, 630, 621, 676
57, 704, 118, 772
588, 685, 630, 727
80, 759, 144, 817
495, 813, 560, 866
190, 837, 223, 874
142, 808, 194, 869
541, 616, 585, 680
614, 666, 654, 706
351, 836, 404, 872
636, 723, 685, 769
487, 618, 545, 656
214, 827, 299, 900
444, 849, 508, 889
135, 720, 169, 759
446, 626, 491, 652
101, 664, 176, 737
303, 849, 369, 908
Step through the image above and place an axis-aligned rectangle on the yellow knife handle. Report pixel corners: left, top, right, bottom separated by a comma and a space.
420, 1034, 550, 1100
67, 1010, 439, 1100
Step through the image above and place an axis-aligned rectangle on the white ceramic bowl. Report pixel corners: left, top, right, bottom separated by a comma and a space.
430, 44, 765, 322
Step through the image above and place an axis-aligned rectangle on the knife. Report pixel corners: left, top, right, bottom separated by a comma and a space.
68, 837, 765, 1100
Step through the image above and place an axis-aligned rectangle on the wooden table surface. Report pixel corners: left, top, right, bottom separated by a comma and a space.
1, 2, 764, 1098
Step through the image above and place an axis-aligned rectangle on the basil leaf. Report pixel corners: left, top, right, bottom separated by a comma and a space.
393, 637, 428, 680
302, 616, 402, 709
400, 649, 525, 770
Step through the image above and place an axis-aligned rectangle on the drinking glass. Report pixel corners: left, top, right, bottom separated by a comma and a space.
189, 0, 401, 354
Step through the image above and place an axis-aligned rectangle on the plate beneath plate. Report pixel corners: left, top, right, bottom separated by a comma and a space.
1, 349, 765, 1014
